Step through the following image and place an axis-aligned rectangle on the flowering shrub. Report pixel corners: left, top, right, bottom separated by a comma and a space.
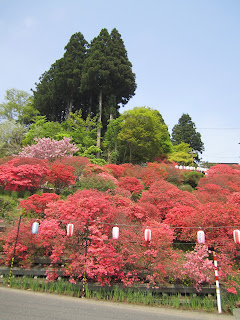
139, 162, 168, 188
140, 180, 198, 220
98, 172, 118, 185
48, 163, 76, 194
19, 137, 79, 161
20, 193, 60, 218
57, 156, 91, 180
0, 158, 50, 192
175, 245, 214, 291
118, 177, 144, 194
104, 164, 125, 178
1, 162, 240, 292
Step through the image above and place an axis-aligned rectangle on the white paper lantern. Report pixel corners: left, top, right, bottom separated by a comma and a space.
32, 222, 39, 235
112, 226, 119, 240
145, 228, 151, 242
197, 230, 205, 244
233, 229, 240, 244
67, 223, 74, 237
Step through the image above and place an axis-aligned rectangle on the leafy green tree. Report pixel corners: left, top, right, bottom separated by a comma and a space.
22, 111, 100, 160
168, 142, 195, 166
0, 89, 39, 125
0, 120, 27, 157
33, 32, 89, 122
22, 116, 65, 145
171, 113, 204, 161
103, 117, 122, 163
62, 110, 98, 153
117, 107, 172, 163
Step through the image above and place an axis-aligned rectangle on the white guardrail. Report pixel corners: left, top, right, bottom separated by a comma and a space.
175, 165, 209, 173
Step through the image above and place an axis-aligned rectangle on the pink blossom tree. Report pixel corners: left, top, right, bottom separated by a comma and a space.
18, 137, 79, 161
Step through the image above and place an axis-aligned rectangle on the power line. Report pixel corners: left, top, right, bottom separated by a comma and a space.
197, 128, 240, 130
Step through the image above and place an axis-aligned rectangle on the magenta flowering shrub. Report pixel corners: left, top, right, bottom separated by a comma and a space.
176, 245, 214, 291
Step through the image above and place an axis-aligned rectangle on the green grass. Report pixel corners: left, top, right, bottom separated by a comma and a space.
3, 275, 239, 314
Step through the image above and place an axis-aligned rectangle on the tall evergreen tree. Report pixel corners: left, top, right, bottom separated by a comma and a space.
33, 32, 88, 122
81, 29, 112, 154
171, 113, 204, 160
108, 28, 136, 117
81, 28, 136, 155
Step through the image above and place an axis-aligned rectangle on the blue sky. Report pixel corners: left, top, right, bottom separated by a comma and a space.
1, 0, 240, 164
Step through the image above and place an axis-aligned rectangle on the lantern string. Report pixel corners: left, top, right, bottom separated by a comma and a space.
87, 220, 240, 230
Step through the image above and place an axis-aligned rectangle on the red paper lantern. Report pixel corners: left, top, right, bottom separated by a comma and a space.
67, 223, 74, 237
197, 230, 205, 244
145, 228, 151, 242
112, 226, 119, 240
32, 222, 39, 235
233, 229, 240, 244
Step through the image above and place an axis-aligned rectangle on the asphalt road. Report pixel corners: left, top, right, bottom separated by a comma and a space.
0, 287, 234, 320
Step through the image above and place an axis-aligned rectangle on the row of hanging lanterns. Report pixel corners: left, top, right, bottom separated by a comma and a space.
112, 226, 151, 242
197, 229, 240, 245
31, 223, 152, 243
31, 222, 240, 245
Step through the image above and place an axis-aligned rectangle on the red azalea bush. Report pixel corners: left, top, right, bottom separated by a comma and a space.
0, 158, 50, 192
20, 193, 60, 218
56, 156, 91, 180
118, 177, 144, 194
139, 163, 168, 188
48, 163, 76, 194
139, 179, 198, 220
104, 164, 125, 178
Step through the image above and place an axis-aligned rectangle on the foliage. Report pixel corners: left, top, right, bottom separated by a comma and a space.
183, 171, 204, 189
62, 111, 98, 151
76, 174, 117, 192
168, 142, 195, 166
164, 164, 184, 186
0, 88, 39, 125
19, 137, 79, 161
0, 120, 27, 157
22, 116, 65, 146
0, 194, 19, 218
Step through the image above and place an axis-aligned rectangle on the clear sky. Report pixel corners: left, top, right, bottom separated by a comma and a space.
1, 0, 240, 164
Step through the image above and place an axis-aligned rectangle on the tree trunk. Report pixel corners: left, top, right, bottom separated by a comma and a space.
88, 95, 92, 117
107, 114, 114, 163
129, 142, 133, 163
66, 99, 73, 119
96, 90, 102, 158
